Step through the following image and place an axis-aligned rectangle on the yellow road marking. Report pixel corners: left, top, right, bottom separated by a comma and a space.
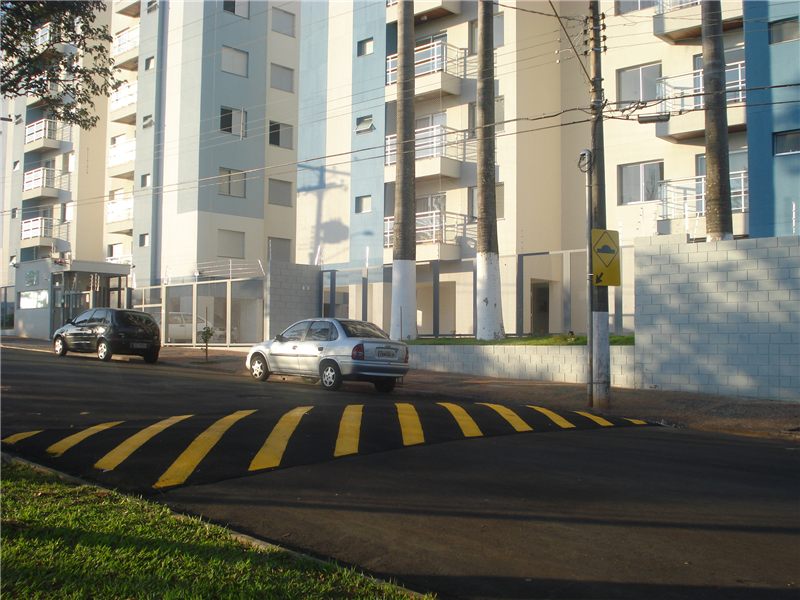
478, 403, 533, 432
624, 418, 648, 425
46, 422, 124, 457
528, 406, 576, 429
574, 411, 615, 427
249, 407, 313, 471
155, 410, 256, 488
2, 430, 43, 445
334, 405, 363, 457
94, 415, 194, 471
396, 403, 425, 446
439, 403, 483, 438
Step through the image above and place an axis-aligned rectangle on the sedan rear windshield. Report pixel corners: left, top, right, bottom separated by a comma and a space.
114, 311, 158, 328
339, 321, 389, 339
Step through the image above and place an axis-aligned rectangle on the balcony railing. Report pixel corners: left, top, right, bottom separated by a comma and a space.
386, 40, 466, 85
385, 125, 464, 166
24, 119, 72, 145
108, 139, 136, 167
106, 254, 133, 265
657, 61, 746, 113
658, 171, 749, 220
112, 26, 140, 56
655, 0, 700, 14
33, 22, 62, 46
110, 81, 138, 111
384, 210, 468, 248
107, 197, 134, 223
22, 168, 70, 192
21, 217, 70, 241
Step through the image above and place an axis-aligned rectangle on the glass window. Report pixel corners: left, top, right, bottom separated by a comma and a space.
307, 321, 333, 342
769, 17, 799, 44
339, 320, 389, 339
221, 46, 248, 77
268, 178, 292, 206
219, 168, 246, 197
355, 195, 371, 214
775, 130, 800, 155
220, 107, 246, 137
269, 121, 293, 149
618, 63, 661, 108
218, 229, 245, 259
270, 64, 294, 92
272, 7, 295, 36
223, 0, 248, 18
357, 38, 374, 57
73, 309, 92, 324
355, 115, 374, 134
616, 0, 656, 15
469, 13, 504, 55
281, 321, 309, 341
619, 161, 664, 204
468, 185, 504, 220
144, 56, 154, 70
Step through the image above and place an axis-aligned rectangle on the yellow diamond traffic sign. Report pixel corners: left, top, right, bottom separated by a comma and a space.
591, 229, 620, 286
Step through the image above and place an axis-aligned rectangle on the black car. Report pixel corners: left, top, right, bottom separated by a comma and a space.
53, 308, 161, 363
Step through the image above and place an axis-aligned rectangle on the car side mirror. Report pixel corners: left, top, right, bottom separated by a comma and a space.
66, 319, 74, 325
275, 334, 286, 342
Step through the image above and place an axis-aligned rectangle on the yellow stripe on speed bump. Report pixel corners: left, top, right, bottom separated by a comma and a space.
249, 406, 313, 471
334, 405, 363, 457
574, 411, 615, 427
155, 410, 256, 488
439, 403, 483, 438
94, 415, 194, 471
396, 403, 425, 446
624, 418, 648, 425
47, 421, 124, 457
528, 406, 576, 429
2, 430, 43, 445
478, 403, 533, 432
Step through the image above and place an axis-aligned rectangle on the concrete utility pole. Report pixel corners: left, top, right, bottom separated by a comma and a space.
589, 0, 610, 408
702, 0, 733, 242
390, 0, 418, 341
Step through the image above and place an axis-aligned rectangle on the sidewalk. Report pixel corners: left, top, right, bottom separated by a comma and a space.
2, 336, 798, 441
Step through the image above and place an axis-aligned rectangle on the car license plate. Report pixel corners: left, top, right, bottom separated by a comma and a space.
131, 342, 147, 349
377, 348, 396, 359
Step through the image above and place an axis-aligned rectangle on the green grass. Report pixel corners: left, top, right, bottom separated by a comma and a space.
408, 334, 634, 346
1, 461, 428, 600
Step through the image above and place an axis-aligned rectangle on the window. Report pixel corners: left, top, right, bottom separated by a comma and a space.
272, 7, 295, 36
618, 63, 661, 107
62, 202, 74, 223
616, 0, 656, 15
357, 38, 374, 57
355, 115, 374, 134
268, 178, 292, 206
141, 173, 151, 187
221, 46, 248, 77
268, 237, 291, 262
218, 229, 245, 259
307, 321, 333, 342
223, 0, 248, 18
109, 243, 124, 259
355, 195, 372, 214
146, 0, 157, 12
468, 184, 504, 221
770, 17, 799, 44
269, 121, 292, 148
775, 130, 800, 155
468, 97, 505, 138
619, 161, 663, 205
220, 107, 247, 137
218, 167, 246, 197
469, 13, 504, 55
13, 160, 19, 171
142, 114, 153, 128
139, 233, 150, 247
18, 290, 49, 310
144, 56, 155, 70
270, 64, 294, 93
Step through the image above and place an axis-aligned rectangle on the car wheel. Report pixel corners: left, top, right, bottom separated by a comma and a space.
143, 350, 159, 364
97, 340, 112, 362
320, 361, 343, 391
250, 355, 270, 381
374, 377, 396, 393
54, 337, 67, 357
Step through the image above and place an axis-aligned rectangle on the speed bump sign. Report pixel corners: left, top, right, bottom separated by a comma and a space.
591, 229, 620, 286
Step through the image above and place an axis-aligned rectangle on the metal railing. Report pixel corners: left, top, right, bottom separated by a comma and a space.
386, 40, 467, 85
110, 81, 138, 111
657, 61, 746, 113
658, 170, 749, 220
113, 26, 140, 56
385, 124, 465, 166
384, 210, 468, 247
108, 138, 136, 167
655, 0, 700, 14
21, 217, 70, 241
22, 168, 70, 192
193, 260, 266, 280
24, 119, 72, 144
107, 196, 134, 223
106, 254, 133, 265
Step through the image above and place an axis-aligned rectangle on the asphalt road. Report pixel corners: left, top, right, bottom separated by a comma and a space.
2, 347, 799, 600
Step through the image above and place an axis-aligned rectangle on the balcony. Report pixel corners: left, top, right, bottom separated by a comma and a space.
385, 125, 464, 181
108, 139, 136, 179
386, 0, 461, 25
106, 254, 133, 265
26, 80, 60, 107
655, 62, 747, 141
383, 210, 467, 263
386, 40, 466, 101
654, 0, 743, 42
31, 22, 72, 56
107, 195, 134, 234
110, 81, 138, 124
115, 0, 141, 17
22, 168, 70, 201
24, 119, 72, 153
20, 217, 71, 252
112, 26, 140, 70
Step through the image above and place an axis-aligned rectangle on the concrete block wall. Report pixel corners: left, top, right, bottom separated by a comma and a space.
265, 262, 321, 339
634, 234, 800, 401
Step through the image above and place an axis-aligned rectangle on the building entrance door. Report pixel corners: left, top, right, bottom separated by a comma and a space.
530, 282, 549, 335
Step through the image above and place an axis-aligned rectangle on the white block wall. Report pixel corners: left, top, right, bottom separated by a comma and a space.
634, 234, 800, 401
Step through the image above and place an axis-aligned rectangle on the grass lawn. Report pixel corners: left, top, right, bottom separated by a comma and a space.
408, 334, 634, 346
1, 461, 428, 600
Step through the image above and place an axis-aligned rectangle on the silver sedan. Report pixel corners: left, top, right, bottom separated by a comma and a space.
245, 318, 409, 393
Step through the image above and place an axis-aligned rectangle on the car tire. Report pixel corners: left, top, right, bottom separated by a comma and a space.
54, 336, 68, 357
320, 361, 343, 391
143, 350, 159, 364
374, 377, 396, 393
97, 340, 112, 362
250, 355, 270, 381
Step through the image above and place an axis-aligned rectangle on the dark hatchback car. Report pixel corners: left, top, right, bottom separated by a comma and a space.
53, 308, 161, 363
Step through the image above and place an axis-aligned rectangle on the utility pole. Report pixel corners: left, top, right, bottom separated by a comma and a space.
588, 0, 610, 408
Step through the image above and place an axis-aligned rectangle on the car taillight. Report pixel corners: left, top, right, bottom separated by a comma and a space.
352, 343, 365, 360
404, 346, 409, 364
